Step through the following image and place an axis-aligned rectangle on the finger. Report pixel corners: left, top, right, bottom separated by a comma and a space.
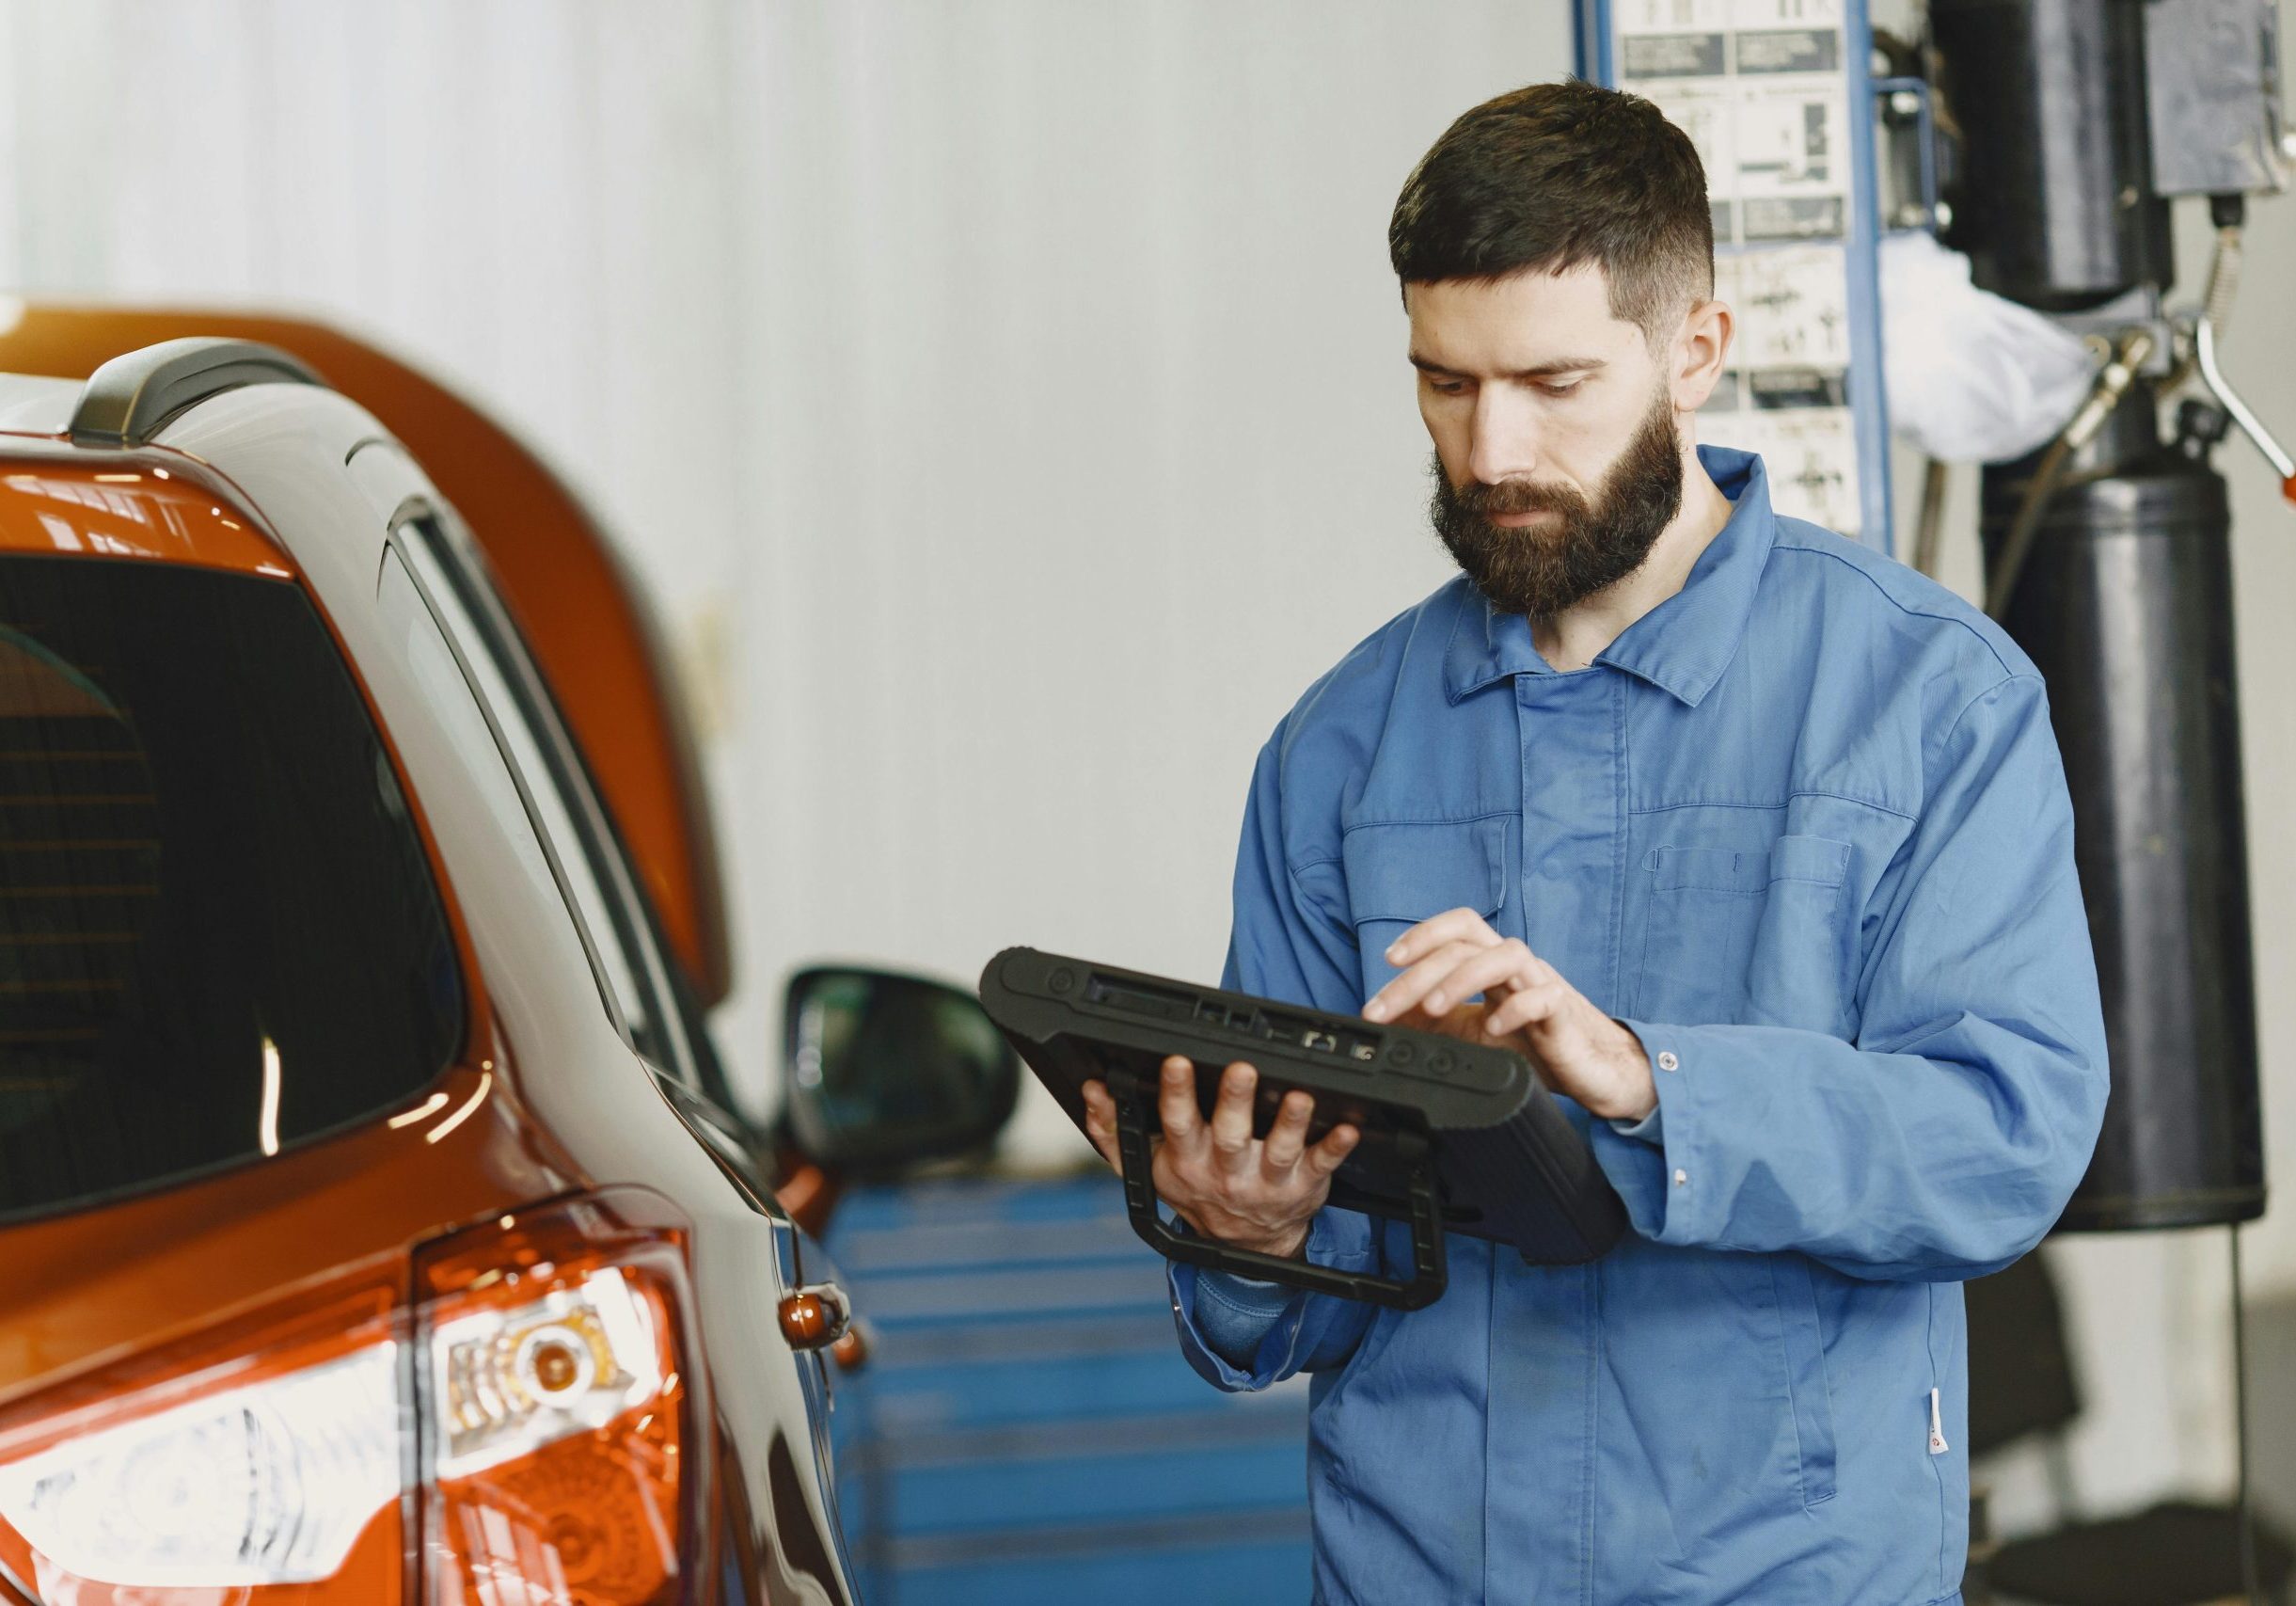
1079, 1081, 1121, 1169
1363, 937, 1496, 1021
1418, 939, 1540, 1014
1209, 1060, 1259, 1158
1380, 907, 1501, 970
1505, 947, 1563, 993
1158, 1056, 1202, 1148
1303, 1121, 1360, 1179
1260, 1090, 1314, 1174
1484, 978, 1567, 1038
1390, 996, 1495, 1044
1081, 1090, 1163, 1176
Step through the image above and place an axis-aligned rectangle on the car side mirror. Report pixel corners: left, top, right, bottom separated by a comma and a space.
780, 965, 1020, 1179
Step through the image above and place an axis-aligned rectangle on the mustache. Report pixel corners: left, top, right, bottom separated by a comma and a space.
1448, 476, 1588, 517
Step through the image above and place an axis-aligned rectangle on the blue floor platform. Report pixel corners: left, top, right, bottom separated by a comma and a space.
822, 1172, 1314, 1605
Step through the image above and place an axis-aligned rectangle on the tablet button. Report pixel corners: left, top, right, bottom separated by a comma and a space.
1051, 969, 1076, 994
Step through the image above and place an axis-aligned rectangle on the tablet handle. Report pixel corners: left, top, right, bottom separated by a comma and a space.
1107, 1070, 1448, 1311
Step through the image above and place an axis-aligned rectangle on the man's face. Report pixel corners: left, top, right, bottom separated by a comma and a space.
1410, 265, 1687, 617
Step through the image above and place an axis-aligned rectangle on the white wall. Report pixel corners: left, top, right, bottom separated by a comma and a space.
5, 0, 2292, 1540
708, 0, 1568, 1153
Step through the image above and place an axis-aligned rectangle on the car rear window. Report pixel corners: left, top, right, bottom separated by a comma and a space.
0, 554, 463, 1221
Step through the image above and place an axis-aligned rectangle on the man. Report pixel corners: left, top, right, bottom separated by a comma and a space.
1078, 79, 2107, 1603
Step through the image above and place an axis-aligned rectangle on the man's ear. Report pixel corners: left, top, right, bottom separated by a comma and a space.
1669, 298, 1734, 412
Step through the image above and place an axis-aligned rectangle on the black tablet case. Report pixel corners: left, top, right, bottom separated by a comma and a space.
979, 946, 1627, 1308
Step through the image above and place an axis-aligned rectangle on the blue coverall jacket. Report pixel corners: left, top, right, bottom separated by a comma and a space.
1167, 446, 2110, 1604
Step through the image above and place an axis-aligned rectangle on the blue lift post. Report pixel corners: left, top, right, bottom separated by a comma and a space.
1579, 0, 1895, 552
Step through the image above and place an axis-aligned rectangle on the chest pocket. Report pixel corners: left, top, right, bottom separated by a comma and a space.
1634, 833, 1855, 1035
1339, 816, 1510, 998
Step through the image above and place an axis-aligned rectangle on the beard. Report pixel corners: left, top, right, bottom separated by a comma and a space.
1427, 386, 1686, 618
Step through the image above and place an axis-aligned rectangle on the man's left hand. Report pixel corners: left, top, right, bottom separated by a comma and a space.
1360, 908, 1657, 1123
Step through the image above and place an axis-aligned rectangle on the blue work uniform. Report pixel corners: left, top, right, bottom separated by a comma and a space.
1169, 445, 2109, 1604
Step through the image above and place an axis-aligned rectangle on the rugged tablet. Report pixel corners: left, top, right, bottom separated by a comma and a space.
977, 946, 1627, 1309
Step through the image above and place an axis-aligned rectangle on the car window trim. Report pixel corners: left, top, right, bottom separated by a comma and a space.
378, 533, 636, 1048
382, 504, 700, 1088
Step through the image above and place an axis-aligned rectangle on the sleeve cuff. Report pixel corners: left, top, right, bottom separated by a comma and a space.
1589, 1019, 1718, 1248
1607, 1105, 1664, 1145
1166, 1207, 1377, 1390
1196, 1267, 1297, 1320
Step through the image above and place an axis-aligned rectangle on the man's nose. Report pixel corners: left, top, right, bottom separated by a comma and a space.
1466, 387, 1541, 487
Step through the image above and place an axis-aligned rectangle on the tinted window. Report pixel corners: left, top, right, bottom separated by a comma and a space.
0, 555, 462, 1220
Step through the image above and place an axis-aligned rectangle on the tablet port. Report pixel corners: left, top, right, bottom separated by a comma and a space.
1087, 975, 1196, 1021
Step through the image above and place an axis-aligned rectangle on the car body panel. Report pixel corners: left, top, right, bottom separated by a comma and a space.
0, 447, 290, 579
0, 304, 731, 1007
0, 367, 857, 1601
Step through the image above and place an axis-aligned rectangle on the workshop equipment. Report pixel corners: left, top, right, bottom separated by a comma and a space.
1929, 0, 2288, 1234
1923, 2, 2290, 1600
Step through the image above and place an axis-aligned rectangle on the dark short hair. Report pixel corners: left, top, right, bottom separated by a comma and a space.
1389, 79, 1714, 343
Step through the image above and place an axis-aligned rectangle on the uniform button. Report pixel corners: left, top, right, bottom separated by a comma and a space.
1673, 1169, 1688, 1186
1657, 1050, 1679, 1073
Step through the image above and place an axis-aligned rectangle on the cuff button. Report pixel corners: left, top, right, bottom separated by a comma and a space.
1673, 1169, 1688, 1186
1656, 1050, 1679, 1073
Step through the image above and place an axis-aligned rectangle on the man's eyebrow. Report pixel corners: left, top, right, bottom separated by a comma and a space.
1408, 352, 1609, 380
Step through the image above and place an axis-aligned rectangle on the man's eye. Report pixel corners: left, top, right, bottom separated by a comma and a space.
1428, 378, 1467, 396
1542, 381, 1583, 398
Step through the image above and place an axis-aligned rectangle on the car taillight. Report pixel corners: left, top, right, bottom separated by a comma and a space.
416, 1193, 696, 1606
0, 1189, 702, 1604
0, 1300, 404, 1593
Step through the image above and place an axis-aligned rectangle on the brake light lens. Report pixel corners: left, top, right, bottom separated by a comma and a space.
0, 1190, 701, 1604
433, 1268, 667, 1479
419, 1207, 692, 1606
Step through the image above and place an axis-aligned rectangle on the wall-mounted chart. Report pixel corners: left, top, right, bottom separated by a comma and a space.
1583, 0, 1892, 549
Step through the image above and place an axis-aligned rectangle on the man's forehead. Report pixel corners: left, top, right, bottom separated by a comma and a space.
1403, 266, 1640, 373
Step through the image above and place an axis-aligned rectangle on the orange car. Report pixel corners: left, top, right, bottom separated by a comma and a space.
0, 313, 1015, 1604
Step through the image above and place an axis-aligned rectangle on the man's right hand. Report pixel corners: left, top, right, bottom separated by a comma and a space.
1078, 1056, 1359, 1261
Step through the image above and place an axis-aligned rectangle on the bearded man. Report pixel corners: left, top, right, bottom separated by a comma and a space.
1078, 78, 2108, 1605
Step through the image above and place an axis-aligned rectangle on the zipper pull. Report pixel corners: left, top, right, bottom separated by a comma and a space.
1928, 1386, 1949, 1455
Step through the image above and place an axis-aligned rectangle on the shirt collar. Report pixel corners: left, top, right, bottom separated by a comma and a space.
1441, 444, 1777, 708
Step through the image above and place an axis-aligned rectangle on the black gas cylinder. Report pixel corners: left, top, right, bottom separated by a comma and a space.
1982, 415, 2266, 1230
1930, 0, 2176, 310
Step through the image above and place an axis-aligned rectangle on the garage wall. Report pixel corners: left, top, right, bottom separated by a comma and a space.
706, 0, 1568, 1141
0, 0, 1558, 1140
5, 0, 2292, 1542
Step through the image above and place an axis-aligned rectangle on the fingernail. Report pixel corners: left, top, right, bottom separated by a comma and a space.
1385, 944, 1402, 962
1427, 992, 1446, 1010
1363, 999, 1386, 1020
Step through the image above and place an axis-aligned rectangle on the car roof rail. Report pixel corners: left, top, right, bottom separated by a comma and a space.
69, 336, 325, 449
